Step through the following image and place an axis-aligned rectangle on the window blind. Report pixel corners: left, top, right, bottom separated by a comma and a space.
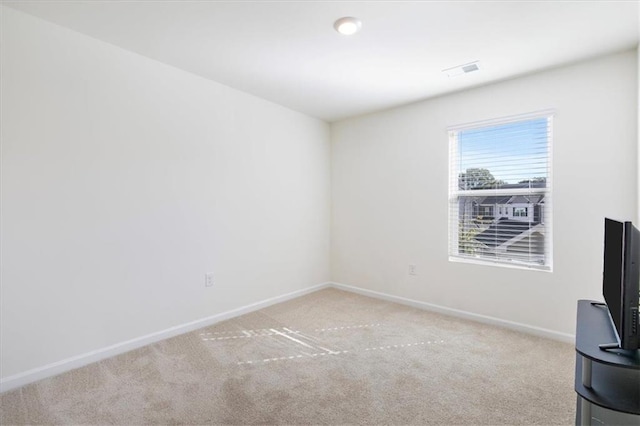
448, 112, 553, 270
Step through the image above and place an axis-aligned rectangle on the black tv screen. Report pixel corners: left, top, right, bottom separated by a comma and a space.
602, 218, 640, 351
603, 219, 624, 338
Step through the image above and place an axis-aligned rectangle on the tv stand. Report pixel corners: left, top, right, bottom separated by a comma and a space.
597, 342, 621, 351
589, 303, 637, 352
574, 300, 640, 425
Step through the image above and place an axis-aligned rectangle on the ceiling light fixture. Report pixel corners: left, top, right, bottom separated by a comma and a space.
334, 17, 362, 35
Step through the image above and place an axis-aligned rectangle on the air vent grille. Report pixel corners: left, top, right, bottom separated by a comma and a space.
443, 61, 481, 78
462, 64, 479, 73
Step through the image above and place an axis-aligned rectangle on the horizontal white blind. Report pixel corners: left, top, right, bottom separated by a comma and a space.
448, 113, 552, 270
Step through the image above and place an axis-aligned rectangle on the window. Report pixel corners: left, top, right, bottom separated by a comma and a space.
448, 112, 552, 270
513, 207, 527, 217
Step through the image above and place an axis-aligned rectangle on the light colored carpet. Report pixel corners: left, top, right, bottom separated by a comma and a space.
0, 288, 576, 425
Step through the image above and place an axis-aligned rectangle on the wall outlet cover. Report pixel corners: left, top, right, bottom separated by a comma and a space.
205, 273, 214, 287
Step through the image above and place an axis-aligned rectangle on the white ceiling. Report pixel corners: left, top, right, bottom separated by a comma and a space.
5, 1, 640, 122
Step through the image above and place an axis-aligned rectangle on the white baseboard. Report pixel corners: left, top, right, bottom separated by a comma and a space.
0, 282, 331, 393
1, 280, 574, 393
329, 281, 575, 344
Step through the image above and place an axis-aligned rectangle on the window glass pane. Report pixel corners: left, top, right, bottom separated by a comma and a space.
449, 114, 551, 270
458, 118, 548, 189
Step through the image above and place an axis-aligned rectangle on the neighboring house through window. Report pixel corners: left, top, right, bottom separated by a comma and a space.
448, 112, 553, 270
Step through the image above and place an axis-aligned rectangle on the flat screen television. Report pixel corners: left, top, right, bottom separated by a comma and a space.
602, 218, 639, 351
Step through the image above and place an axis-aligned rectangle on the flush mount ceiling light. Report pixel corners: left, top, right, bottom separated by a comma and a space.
334, 17, 362, 35
443, 61, 481, 78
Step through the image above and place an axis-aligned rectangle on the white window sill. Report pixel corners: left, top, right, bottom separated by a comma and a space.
449, 255, 552, 273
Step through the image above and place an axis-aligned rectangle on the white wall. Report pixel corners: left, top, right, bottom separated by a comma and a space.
1, 7, 330, 379
331, 50, 638, 337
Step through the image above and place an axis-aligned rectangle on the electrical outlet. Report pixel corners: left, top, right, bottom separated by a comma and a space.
408, 264, 417, 275
205, 273, 214, 287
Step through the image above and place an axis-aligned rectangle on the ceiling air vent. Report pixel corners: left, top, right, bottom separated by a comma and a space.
443, 61, 480, 78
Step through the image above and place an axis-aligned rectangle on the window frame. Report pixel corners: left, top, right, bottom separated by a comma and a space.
448, 111, 553, 272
